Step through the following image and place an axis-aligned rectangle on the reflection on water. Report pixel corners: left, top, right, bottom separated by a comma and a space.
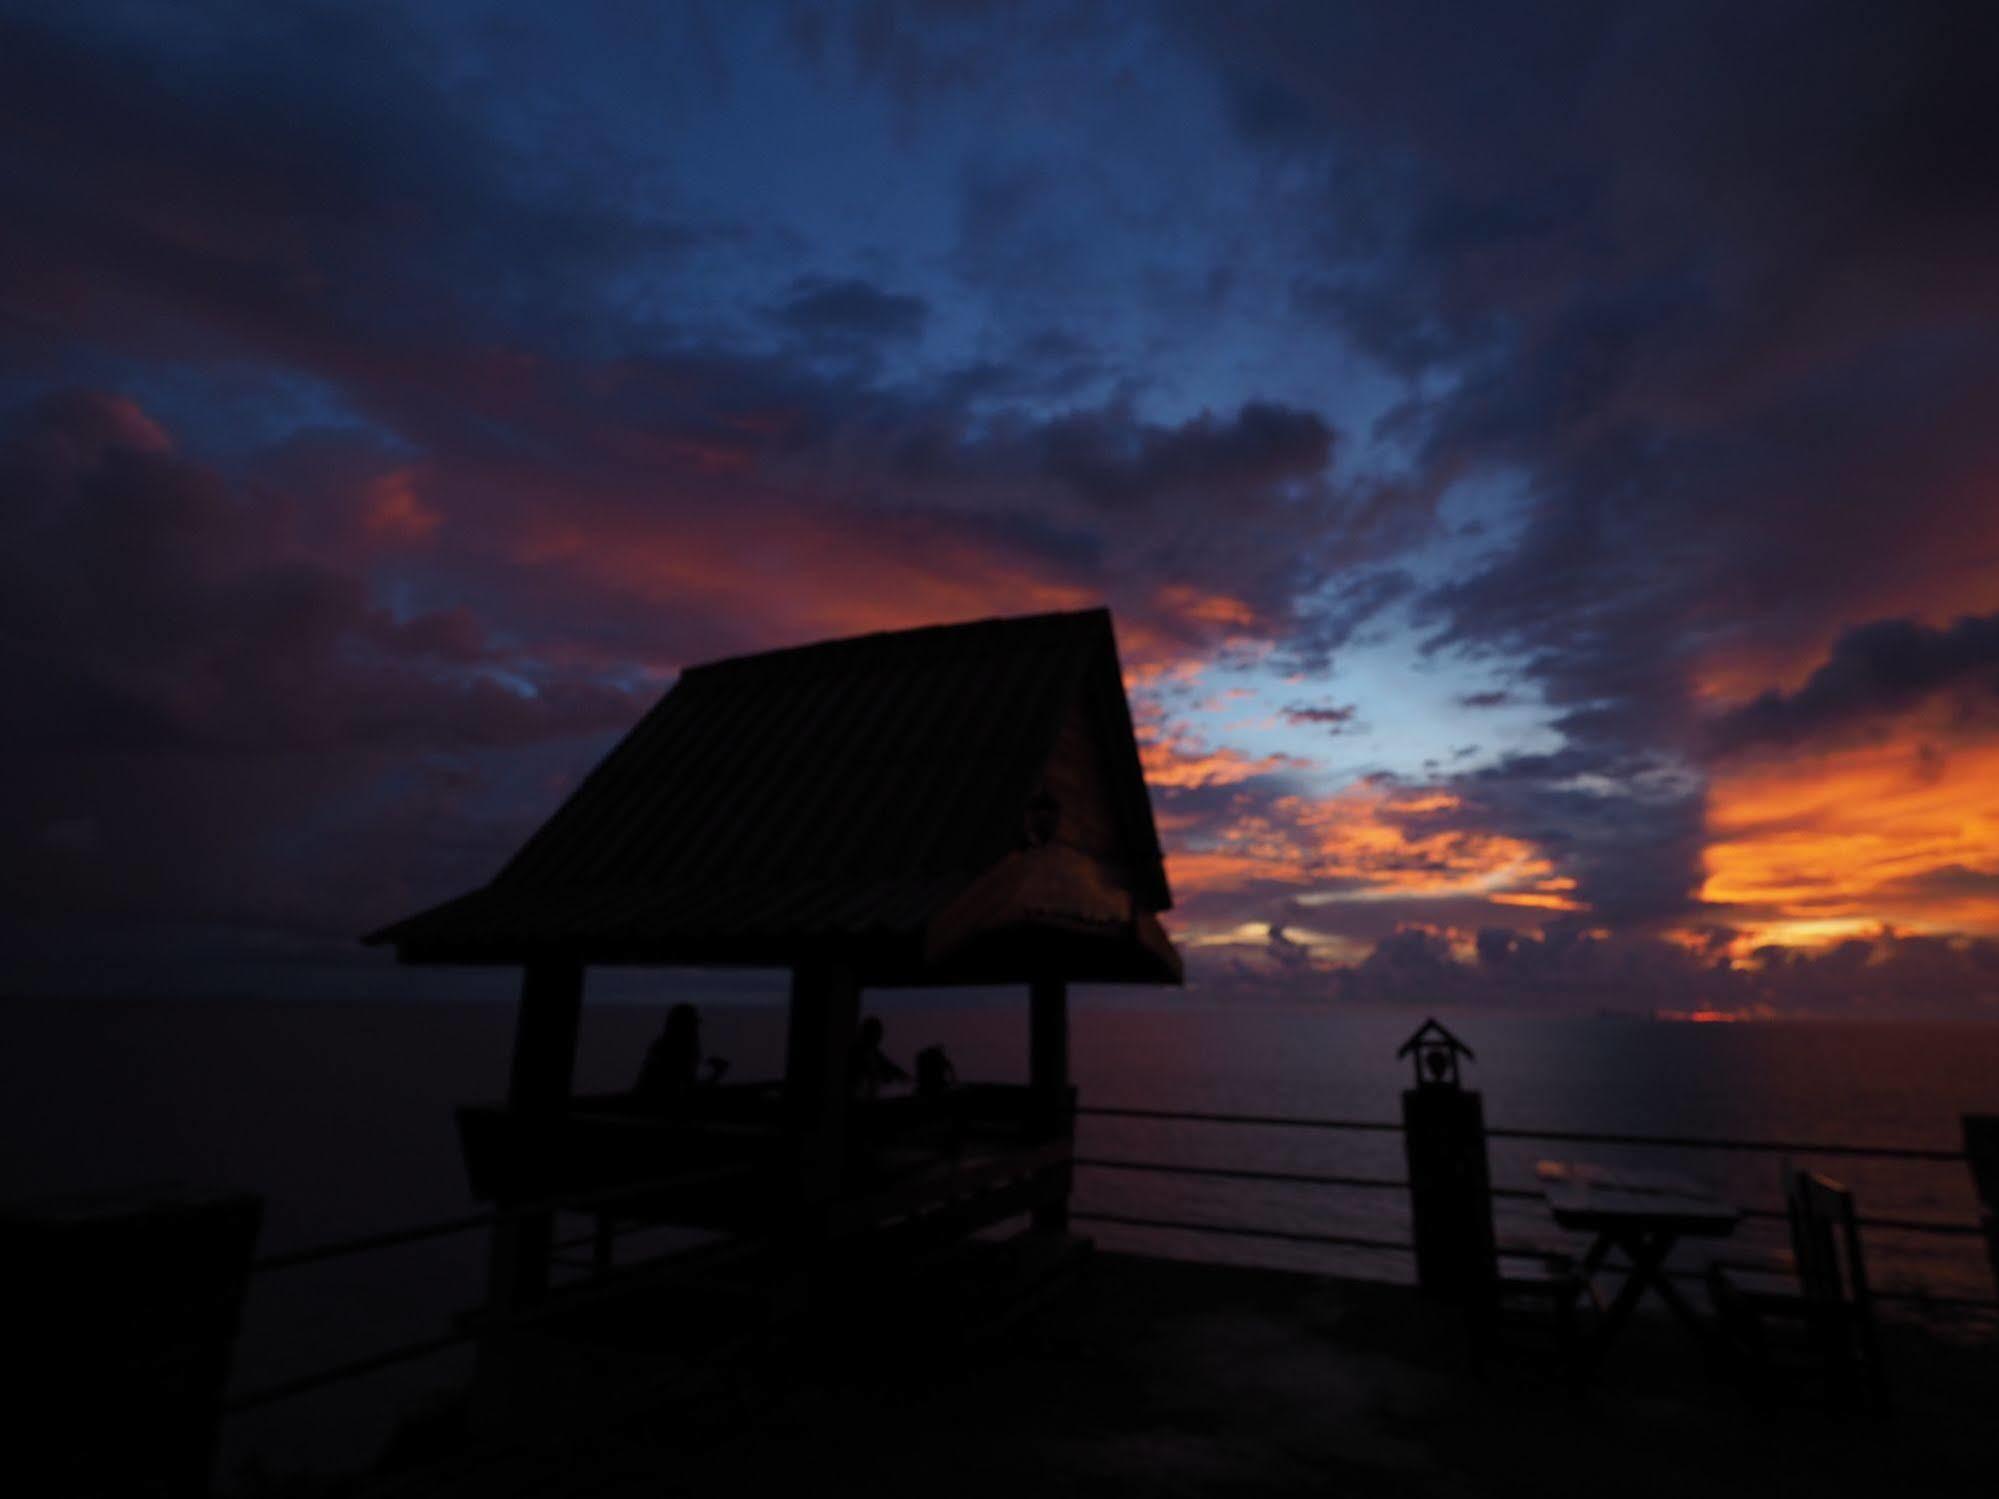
4, 996, 1997, 1476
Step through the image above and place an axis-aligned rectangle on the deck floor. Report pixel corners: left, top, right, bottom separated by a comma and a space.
350, 1249, 1997, 1499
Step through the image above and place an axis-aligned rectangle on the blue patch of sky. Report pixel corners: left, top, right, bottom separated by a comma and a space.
1179, 617, 1556, 790
1413, 468, 1537, 589
1170, 464, 1553, 784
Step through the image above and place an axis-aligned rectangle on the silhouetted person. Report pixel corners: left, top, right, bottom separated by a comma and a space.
914, 1043, 965, 1157
849, 1015, 909, 1100
915, 1044, 957, 1098
636, 1003, 727, 1107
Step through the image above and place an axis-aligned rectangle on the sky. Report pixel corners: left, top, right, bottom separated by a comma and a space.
3, 1, 1998, 1015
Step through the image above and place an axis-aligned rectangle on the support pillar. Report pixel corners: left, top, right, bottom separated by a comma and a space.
784, 961, 863, 1211
484, 957, 585, 1316
1965, 1115, 1999, 1300
475, 958, 584, 1431
1030, 976, 1072, 1232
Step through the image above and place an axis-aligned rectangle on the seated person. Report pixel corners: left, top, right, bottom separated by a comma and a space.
914, 1045, 957, 1098
635, 1003, 727, 1107
848, 1015, 910, 1100
914, 1044, 965, 1156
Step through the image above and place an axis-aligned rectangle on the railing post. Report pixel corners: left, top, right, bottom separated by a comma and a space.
1030, 975, 1073, 1233
1397, 1019, 1495, 1303
1964, 1115, 1999, 1299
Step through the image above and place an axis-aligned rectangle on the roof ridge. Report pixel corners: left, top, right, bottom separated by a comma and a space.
679, 606, 1111, 679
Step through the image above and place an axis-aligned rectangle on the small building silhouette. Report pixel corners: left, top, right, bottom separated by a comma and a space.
368, 607, 1180, 1320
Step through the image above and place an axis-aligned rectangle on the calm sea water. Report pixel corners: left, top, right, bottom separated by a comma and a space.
6, 994, 1998, 1479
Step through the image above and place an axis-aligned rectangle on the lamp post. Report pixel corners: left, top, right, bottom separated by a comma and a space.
1397, 1018, 1495, 1303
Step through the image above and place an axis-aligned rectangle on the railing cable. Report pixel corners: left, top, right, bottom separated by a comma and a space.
251, 1163, 755, 1275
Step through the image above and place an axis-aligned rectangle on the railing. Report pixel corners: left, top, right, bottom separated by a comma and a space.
224, 1167, 757, 1414
222, 1105, 1998, 1422
225, 1120, 1066, 1417
1071, 1104, 1999, 1313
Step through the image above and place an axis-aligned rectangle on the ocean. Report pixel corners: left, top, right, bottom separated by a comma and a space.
6, 993, 1997, 1482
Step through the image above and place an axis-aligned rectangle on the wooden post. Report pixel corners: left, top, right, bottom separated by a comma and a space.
1402, 1083, 1495, 1304
784, 961, 862, 1211
475, 958, 584, 1431
485, 958, 585, 1315
1030, 976, 1072, 1232
1964, 1115, 1999, 1299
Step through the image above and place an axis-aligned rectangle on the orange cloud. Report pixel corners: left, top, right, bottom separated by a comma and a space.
1489, 879, 1584, 911
1159, 774, 1568, 911
1139, 725, 1306, 789
1701, 713, 1999, 947
1152, 583, 1259, 631
1123, 658, 1204, 692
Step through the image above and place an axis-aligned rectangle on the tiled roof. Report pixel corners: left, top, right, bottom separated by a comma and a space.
368, 609, 1176, 982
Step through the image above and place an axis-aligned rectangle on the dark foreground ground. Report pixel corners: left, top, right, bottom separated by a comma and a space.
317, 1249, 1993, 1499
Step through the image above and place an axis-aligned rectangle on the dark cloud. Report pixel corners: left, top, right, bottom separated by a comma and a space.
812, 0, 1117, 116
0, 392, 644, 755
0, 391, 644, 958
772, 276, 930, 344
0, 2, 1381, 693
0, 4, 699, 384
1200, 920, 1999, 1018
0, 0, 1377, 673
1039, 400, 1333, 512
1452, 748, 1707, 928
1281, 701, 1359, 733
1711, 612, 1999, 755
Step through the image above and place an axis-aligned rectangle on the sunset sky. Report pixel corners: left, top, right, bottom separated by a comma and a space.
4, 2, 1998, 1013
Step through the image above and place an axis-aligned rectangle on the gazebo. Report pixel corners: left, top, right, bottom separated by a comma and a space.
368, 607, 1180, 1317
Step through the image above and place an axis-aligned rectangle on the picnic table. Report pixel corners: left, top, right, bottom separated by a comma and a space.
1538, 1160, 1740, 1367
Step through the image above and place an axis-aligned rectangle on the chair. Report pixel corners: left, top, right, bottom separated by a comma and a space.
1467, 1245, 1595, 1381
1457, 1188, 1595, 1381
1706, 1166, 1889, 1414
